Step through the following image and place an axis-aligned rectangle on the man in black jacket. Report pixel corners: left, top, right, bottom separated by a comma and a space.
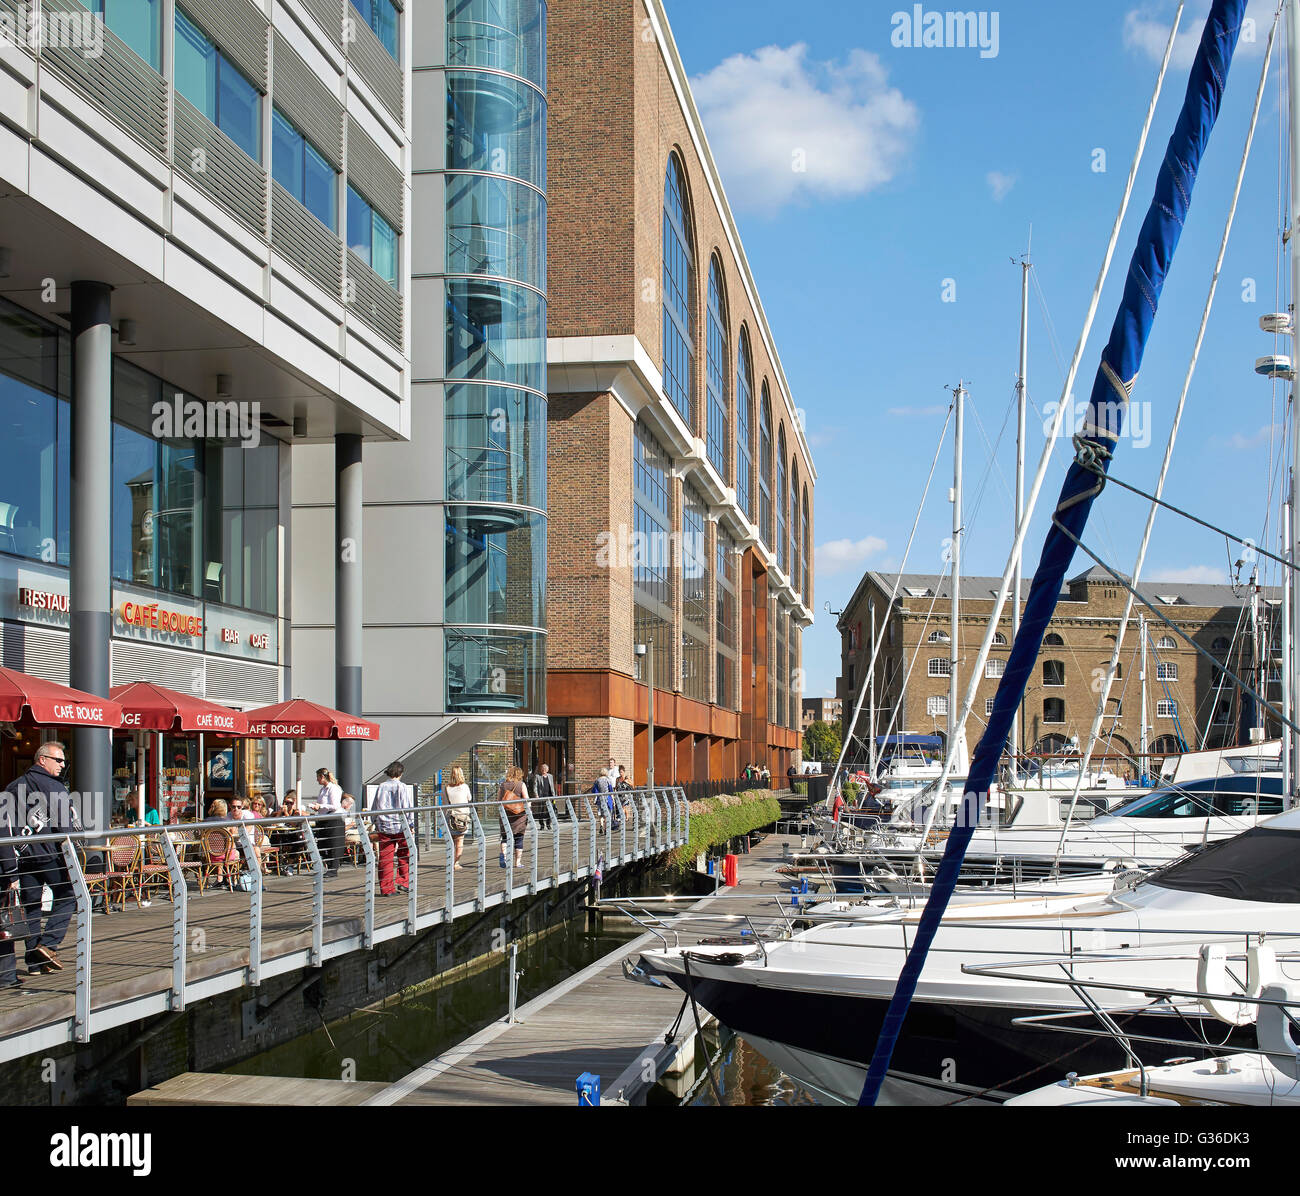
6, 742, 78, 974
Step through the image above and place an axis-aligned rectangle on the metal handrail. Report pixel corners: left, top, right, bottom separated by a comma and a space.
0, 788, 686, 1059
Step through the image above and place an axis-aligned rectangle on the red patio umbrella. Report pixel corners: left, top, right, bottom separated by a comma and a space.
242, 698, 379, 798
0, 666, 122, 727
110, 682, 249, 734
111, 683, 250, 823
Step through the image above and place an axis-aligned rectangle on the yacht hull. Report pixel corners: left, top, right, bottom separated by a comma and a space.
651, 960, 1245, 1102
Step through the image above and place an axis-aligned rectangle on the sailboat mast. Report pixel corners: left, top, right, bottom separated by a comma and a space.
1287, 0, 1300, 804
1285, 503, 1293, 797
949, 383, 965, 761
869, 602, 877, 776
1139, 614, 1149, 779
1013, 258, 1030, 769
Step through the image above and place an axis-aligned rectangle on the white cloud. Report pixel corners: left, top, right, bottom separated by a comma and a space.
691, 44, 920, 215
1124, 1, 1275, 69
887, 404, 947, 417
1147, 565, 1227, 584
816, 535, 887, 578
986, 170, 1017, 202
1224, 423, 1282, 450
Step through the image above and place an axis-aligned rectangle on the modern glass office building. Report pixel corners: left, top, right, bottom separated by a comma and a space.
290, 0, 548, 793
0, 0, 412, 808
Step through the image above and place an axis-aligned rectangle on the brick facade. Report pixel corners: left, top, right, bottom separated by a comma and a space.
544, 0, 812, 790
837, 569, 1280, 775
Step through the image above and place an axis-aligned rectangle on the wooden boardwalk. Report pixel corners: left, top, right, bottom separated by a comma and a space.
0, 807, 685, 1063
361, 833, 801, 1106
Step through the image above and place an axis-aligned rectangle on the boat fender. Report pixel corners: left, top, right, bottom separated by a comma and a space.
1256, 982, 1300, 1080
1197, 943, 1279, 1026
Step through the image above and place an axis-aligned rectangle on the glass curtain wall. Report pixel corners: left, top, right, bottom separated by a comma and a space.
439, 0, 548, 715
736, 330, 753, 525
0, 297, 279, 614
705, 259, 728, 480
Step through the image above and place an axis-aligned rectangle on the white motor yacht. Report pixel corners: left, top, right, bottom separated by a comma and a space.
635, 807, 1300, 1104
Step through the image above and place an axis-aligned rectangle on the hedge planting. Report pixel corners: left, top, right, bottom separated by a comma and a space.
668, 789, 783, 872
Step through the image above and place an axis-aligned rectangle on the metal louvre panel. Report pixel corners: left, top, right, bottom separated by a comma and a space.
205, 656, 279, 706
174, 93, 268, 236
272, 31, 343, 168
301, 0, 345, 47
346, 16, 402, 123
41, 0, 168, 157
2, 625, 69, 684
271, 180, 344, 296
178, 0, 268, 91
112, 642, 203, 693
345, 249, 402, 349
346, 115, 402, 231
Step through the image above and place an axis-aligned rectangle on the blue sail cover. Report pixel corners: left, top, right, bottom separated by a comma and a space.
859, 0, 1248, 1106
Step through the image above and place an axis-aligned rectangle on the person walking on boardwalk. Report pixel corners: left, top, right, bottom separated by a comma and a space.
442, 766, 473, 870
498, 766, 529, 869
531, 762, 556, 829
6, 741, 78, 974
372, 762, 411, 896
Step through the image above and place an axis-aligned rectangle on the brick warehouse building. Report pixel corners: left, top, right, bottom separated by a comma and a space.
533, 0, 815, 791
837, 568, 1281, 774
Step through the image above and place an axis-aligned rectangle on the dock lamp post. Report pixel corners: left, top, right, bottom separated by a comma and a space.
636, 640, 654, 792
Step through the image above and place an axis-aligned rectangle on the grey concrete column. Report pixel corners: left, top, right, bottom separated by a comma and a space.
70, 281, 113, 822
335, 433, 363, 796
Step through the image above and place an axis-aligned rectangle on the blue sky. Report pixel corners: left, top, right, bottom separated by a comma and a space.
663, 0, 1293, 704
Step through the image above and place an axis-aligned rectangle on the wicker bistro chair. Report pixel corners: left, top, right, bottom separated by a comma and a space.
138, 833, 205, 899
105, 835, 142, 911
77, 844, 114, 915
253, 823, 280, 875
200, 828, 240, 891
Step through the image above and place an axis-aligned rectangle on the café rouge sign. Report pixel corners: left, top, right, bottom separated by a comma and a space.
121, 710, 239, 731
246, 721, 376, 738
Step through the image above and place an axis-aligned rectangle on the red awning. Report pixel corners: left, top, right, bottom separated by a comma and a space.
242, 698, 379, 741
109, 681, 249, 735
0, 667, 123, 727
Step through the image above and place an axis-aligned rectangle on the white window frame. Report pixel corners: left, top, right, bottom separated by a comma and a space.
1157, 636, 1176, 650
928, 657, 951, 678
927, 629, 950, 644
984, 697, 994, 716
985, 658, 1005, 679
1157, 699, 1178, 719
1155, 661, 1178, 682
926, 695, 948, 717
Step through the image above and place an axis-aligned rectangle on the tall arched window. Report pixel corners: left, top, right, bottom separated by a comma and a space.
706, 257, 728, 479
790, 461, 799, 588
801, 484, 809, 600
736, 329, 754, 523
776, 427, 788, 573
662, 155, 695, 427
759, 385, 773, 546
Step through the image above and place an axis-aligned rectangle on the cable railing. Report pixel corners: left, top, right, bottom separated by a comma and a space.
0, 788, 687, 1058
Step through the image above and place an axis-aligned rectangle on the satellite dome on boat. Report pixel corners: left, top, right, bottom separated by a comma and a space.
1255, 354, 1295, 380
1259, 312, 1294, 335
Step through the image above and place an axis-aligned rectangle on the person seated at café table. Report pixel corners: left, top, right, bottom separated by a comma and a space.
272, 791, 306, 875
204, 799, 241, 887
341, 794, 363, 857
